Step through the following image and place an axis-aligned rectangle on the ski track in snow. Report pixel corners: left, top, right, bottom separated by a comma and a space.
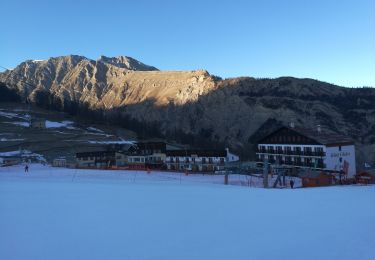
0, 164, 374, 260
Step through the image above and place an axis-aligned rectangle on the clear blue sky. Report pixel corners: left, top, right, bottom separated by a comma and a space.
1, 0, 374, 87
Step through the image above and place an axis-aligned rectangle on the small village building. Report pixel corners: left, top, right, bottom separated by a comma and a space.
115, 152, 128, 167
256, 125, 356, 178
128, 142, 182, 169
145, 153, 166, 169
30, 118, 46, 129
299, 171, 333, 187
75, 142, 237, 171
165, 148, 239, 172
0, 156, 21, 166
76, 151, 124, 169
127, 154, 146, 169
52, 157, 67, 167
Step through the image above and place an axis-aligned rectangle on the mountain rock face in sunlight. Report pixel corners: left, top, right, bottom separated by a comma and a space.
0, 55, 215, 107
1, 55, 375, 164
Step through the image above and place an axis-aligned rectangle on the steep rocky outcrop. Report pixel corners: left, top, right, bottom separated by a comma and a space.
1, 55, 375, 166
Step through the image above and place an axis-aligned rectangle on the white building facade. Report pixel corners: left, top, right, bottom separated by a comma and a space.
256, 126, 356, 178
166, 149, 239, 172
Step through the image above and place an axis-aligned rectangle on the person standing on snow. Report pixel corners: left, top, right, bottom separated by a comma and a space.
290, 179, 294, 189
25, 165, 29, 173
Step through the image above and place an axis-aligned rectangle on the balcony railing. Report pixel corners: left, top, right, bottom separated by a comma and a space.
166, 161, 225, 166
256, 157, 326, 168
256, 149, 325, 157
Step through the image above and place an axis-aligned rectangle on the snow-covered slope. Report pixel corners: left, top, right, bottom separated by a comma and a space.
0, 165, 374, 260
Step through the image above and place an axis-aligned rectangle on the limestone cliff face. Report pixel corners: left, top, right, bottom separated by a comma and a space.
1, 55, 375, 165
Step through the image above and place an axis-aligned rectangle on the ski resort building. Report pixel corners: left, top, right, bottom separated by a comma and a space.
126, 142, 182, 169
126, 154, 146, 169
76, 151, 124, 168
256, 125, 356, 178
52, 157, 67, 167
0, 156, 21, 167
165, 148, 239, 172
75, 142, 239, 172
125, 153, 167, 170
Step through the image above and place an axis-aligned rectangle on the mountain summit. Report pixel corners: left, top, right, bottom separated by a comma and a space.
97, 55, 158, 71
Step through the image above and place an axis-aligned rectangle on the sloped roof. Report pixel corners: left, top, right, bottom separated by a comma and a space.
166, 150, 227, 157
292, 127, 354, 146
258, 126, 354, 146
76, 151, 116, 157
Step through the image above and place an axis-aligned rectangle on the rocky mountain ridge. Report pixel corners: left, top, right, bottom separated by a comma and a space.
0, 55, 216, 107
1, 55, 374, 166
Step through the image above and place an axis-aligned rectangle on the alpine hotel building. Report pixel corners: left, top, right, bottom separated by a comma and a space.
256, 125, 356, 177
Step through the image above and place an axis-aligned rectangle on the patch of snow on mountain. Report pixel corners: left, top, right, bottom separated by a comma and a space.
45, 120, 76, 129
0, 138, 24, 142
87, 127, 104, 133
0, 150, 46, 162
5, 121, 30, 127
0, 150, 31, 156
0, 111, 30, 120
88, 140, 135, 145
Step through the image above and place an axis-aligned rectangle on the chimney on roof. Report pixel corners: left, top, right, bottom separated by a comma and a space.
289, 122, 295, 128
317, 125, 321, 133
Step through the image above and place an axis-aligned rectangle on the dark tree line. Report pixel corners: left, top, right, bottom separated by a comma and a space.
0, 82, 21, 102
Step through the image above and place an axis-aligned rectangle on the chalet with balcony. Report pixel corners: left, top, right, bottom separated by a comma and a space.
256, 125, 356, 177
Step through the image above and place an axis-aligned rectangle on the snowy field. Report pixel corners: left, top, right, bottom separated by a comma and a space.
1, 165, 374, 260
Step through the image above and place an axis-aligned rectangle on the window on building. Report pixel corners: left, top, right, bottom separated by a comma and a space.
277, 155, 282, 163
317, 159, 323, 167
